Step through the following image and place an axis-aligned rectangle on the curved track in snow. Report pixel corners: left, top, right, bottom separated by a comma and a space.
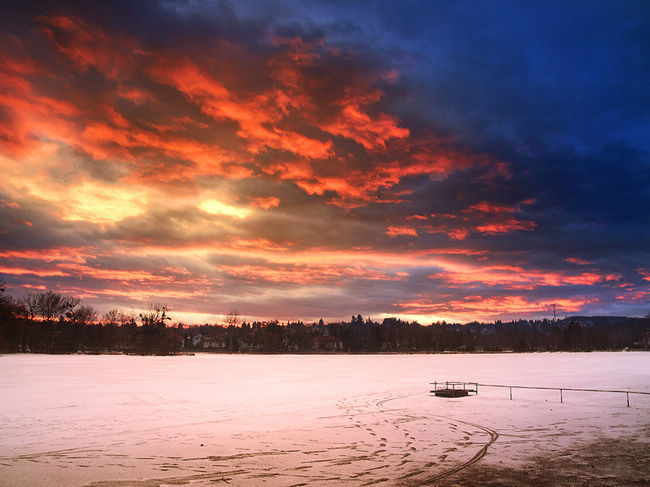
376, 392, 499, 485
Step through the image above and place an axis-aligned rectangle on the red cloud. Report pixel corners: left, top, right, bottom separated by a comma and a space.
434, 265, 621, 290
323, 104, 409, 150
0, 266, 69, 278
616, 290, 650, 302
475, 218, 536, 234
1, 16, 510, 208
407, 198, 536, 238
397, 295, 587, 320
148, 56, 333, 160
220, 262, 407, 285
252, 197, 281, 210
36, 16, 143, 79
0, 248, 92, 263
466, 199, 536, 234
637, 268, 650, 281
386, 226, 417, 237
466, 201, 514, 213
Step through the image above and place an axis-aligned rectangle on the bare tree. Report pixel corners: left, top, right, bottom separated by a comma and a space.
225, 310, 241, 327
0, 277, 24, 320
22, 291, 40, 320
35, 291, 80, 323
102, 309, 135, 326
102, 309, 120, 326
0, 277, 8, 311
67, 305, 98, 326
139, 303, 171, 327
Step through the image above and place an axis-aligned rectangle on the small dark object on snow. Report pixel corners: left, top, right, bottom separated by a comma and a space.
434, 388, 469, 398
430, 381, 477, 398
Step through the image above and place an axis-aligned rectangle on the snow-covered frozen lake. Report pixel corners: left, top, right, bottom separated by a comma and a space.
1, 352, 648, 486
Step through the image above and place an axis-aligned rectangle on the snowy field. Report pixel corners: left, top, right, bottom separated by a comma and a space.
0, 352, 648, 486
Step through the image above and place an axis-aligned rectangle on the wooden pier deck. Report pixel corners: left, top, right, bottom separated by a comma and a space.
430, 380, 650, 406
430, 381, 477, 398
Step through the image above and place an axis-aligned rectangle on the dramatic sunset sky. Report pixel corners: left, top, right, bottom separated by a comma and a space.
1, 0, 648, 324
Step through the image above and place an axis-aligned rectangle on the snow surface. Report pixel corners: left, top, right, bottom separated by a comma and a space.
0, 352, 648, 486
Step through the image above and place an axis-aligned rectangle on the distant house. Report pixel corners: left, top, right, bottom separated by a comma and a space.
313, 335, 340, 351
191, 333, 203, 347
202, 334, 227, 349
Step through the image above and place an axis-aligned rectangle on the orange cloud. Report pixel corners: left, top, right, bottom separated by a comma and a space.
220, 262, 407, 285
475, 218, 536, 234
637, 268, 650, 281
0, 248, 91, 263
397, 295, 587, 321
148, 56, 333, 160
434, 264, 621, 290
2, 27, 244, 188
264, 137, 492, 206
1, 17, 510, 211
80, 121, 239, 181
0, 266, 69, 277
466, 199, 535, 214
386, 226, 418, 237
229, 238, 293, 252
465, 199, 536, 234
115, 85, 155, 105
58, 263, 176, 283
0, 59, 81, 157
428, 248, 489, 256
616, 290, 650, 302
408, 198, 536, 238
36, 15, 142, 79
466, 202, 513, 213
323, 104, 409, 150
252, 196, 281, 210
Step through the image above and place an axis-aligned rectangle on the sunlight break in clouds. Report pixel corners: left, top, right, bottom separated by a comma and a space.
0, 1, 648, 323
199, 199, 252, 219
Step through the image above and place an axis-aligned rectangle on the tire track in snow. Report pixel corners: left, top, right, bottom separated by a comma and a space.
376, 392, 499, 485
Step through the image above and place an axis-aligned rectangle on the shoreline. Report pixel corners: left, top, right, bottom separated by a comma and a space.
2, 348, 646, 357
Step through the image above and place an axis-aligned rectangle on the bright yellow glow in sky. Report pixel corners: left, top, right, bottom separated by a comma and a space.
1, 146, 147, 224
61, 181, 148, 223
199, 199, 252, 219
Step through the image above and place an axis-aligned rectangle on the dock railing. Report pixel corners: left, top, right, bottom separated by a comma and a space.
430, 381, 478, 394
430, 381, 650, 407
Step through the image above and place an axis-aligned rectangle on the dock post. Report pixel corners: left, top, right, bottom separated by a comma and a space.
627, 392, 629, 407
476, 383, 479, 395
434, 381, 437, 392
560, 389, 563, 403
509, 387, 512, 400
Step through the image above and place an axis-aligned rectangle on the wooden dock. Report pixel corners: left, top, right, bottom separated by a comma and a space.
430, 380, 650, 406
430, 381, 477, 398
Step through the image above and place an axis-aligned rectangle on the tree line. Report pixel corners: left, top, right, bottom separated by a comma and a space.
0, 285, 648, 354
0, 284, 180, 354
